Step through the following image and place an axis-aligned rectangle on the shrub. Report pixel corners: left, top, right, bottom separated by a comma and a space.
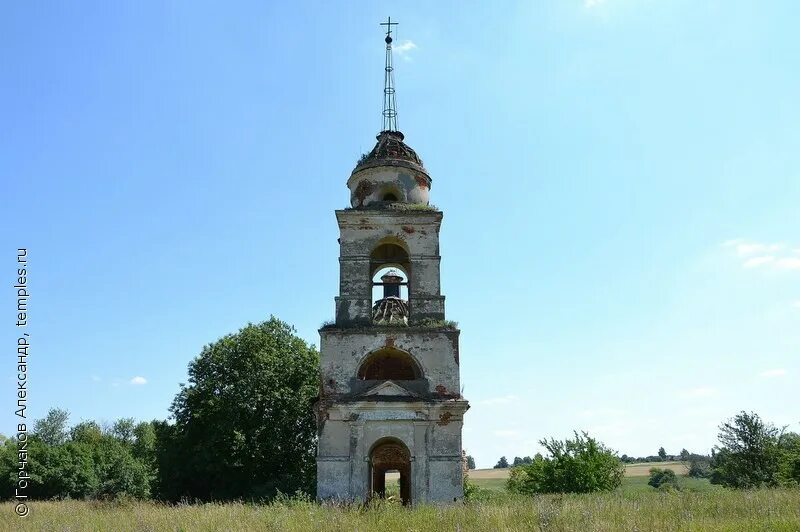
506, 431, 625, 495
648, 468, 679, 490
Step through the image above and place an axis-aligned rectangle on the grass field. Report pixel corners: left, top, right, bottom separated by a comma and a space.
2, 462, 791, 531
3, 489, 799, 531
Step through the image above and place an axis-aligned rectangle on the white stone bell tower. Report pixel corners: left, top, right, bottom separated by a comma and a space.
315, 18, 469, 505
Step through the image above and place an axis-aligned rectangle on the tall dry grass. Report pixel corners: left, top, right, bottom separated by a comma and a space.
2, 489, 799, 531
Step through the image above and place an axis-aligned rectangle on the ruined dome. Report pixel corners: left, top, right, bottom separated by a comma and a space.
372, 296, 409, 325
348, 131, 432, 208
353, 131, 426, 175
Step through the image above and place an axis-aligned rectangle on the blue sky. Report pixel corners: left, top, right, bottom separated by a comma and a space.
2, 1, 798, 468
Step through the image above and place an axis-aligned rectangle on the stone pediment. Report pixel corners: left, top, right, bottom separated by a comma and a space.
363, 380, 419, 398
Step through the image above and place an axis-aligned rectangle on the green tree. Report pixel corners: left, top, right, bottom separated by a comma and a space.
507, 432, 624, 495
777, 432, 800, 485
688, 453, 712, 478
710, 411, 781, 488
33, 408, 69, 445
111, 418, 137, 444
466, 455, 476, 470
512, 456, 523, 467
494, 456, 509, 469
159, 317, 319, 501
658, 447, 667, 461
679, 448, 690, 461
70, 421, 103, 444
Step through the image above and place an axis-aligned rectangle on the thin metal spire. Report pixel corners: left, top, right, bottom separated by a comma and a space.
380, 17, 398, 132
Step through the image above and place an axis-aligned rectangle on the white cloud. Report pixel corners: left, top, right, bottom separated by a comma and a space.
130, 376, 147, 385
394, 40, 417, 61
776, 257, 800, 270
723, 239, 799, 271
678, 386, 718, 399
584, 0, 606, 7
725, 239, 784, 257
759, 369, 787, 378
493, 429, 520, 439
479, 394, 518, 405
792, 300, 800, 309
743, 256, 775, 268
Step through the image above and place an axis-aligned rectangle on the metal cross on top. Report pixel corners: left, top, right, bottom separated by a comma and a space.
380, 17, 398, 131
380, 16, 398, 42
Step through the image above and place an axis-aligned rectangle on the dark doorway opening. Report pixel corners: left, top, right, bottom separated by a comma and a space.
370, 439, 411, 505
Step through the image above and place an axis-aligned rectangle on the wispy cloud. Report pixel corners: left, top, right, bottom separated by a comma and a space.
759, 369, 787, 378
723, 239, 800, 271
493, 429, 520, 439
130, 376, 147, 385
479, 394, 518, 406
394, 40, 417, 61
678, 386, 718, 399
584, 0, 606, 7
792, 300, 800, 309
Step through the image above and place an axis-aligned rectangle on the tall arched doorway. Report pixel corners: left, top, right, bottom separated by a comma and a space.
369, 439, 411, 505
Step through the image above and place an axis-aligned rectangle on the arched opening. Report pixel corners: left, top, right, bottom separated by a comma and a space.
357, 348, 422, 380
370, 240, 410, 276
379, 185, 402, 203
370, 239, 411, 323
370, 438, 411, 505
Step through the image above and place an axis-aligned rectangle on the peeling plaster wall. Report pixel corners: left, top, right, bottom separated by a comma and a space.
320, 330, 460, 397
335, 210, 445, 325
318, 161, 467, 504
347, 166, 431, 207
316, 402, 467, 503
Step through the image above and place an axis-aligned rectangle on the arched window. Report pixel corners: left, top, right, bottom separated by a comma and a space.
357, 348, 422, 380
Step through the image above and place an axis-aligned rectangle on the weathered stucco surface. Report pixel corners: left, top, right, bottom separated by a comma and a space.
317, 137, 468, 505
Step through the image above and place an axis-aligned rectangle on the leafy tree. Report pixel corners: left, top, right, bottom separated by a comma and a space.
679, 448, 690, 461
507, 432, 624, 495
648, 467, 679, 490
111, 418, 137, 444
658, 447, 667, 461
33, 408, 69, 445
777, 432, 800, 485
70, 421, 104, 444
494, 456, 509, 469
687, 453, 712, 478
159, 317, 319, 501
710, 411, 781, 488
512, 456, 523, 467
466, 455, 476, 470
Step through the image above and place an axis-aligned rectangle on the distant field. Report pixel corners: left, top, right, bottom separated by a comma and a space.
467, 460, 688, 481
389, 461, 704, 494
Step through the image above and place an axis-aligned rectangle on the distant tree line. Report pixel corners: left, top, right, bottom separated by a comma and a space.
495, 410, 800, 495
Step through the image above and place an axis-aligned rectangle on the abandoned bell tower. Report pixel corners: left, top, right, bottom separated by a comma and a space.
315, 18, 469, 505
